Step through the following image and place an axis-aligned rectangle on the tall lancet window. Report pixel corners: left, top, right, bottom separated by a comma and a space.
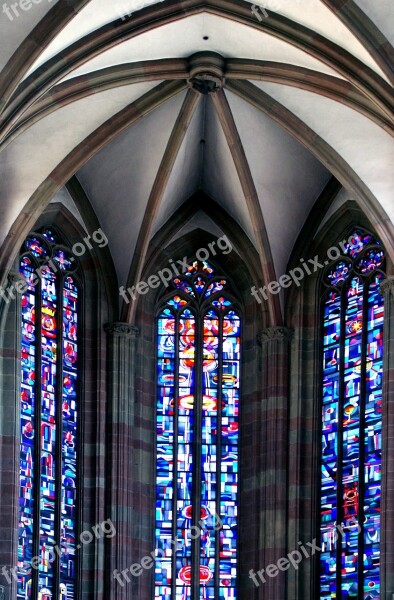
155, 261, 240, 600
320, 229, 385, 599
18, 228, 80, 600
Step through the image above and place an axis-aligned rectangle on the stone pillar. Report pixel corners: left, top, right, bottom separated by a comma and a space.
256, 327, 292, 599
380, 277, 394, 599
104, 322, 139, 600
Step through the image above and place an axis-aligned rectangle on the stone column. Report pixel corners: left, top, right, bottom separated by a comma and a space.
256, 327, 292, 599
380, 277, 394, 599
104, 322, 139, 600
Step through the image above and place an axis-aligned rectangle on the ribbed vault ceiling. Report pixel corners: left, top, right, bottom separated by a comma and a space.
0, 0, 392, 325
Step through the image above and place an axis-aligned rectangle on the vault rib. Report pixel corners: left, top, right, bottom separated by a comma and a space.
211, 88, 282, 326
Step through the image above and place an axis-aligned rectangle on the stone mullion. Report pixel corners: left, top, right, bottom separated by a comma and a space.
257, 327, 292, 599
380, 277, 394, 598
104, 323, 139, 600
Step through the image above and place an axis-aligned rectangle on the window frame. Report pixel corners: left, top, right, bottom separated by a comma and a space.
17, 226, 84, 600
153, 260, 243, 600
317, 227, 386, 600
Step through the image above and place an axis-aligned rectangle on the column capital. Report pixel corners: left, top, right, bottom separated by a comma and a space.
257, 326, 293, 345
104, 322, 139, 337
379, 276, 394, 297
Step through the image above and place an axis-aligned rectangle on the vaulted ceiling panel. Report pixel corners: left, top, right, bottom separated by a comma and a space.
164, 210, 226, 249
253, 81, 394, 223
202, 95, 257, 248
21, 0, 389, 83
0, 80, 159, 245
50, 186, 87, 232
77, 90, 187, 286
241, 0, 390, 79
0, 0, 392, 324
152, 95, 204, 236
24, 0, 165, 74
225, 88, 331, 281
0, 0, 60, 70
354, 0, 394, 45
56, 14, 343, 84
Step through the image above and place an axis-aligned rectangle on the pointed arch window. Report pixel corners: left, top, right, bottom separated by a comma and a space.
18, 228, 80, 600
155, 261, 240, 599
319, 229, 385, 599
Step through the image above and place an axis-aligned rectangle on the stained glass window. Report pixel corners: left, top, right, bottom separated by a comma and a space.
319, 229, 385, 599
18, 228, 80, 600
155, 261, 240, 599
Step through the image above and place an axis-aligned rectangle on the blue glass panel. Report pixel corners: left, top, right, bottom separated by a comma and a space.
200, 313, 219, 589
320, 230, 384, 599
356, 248, 384, 275
219, 319, 239, 595
155, 266, 239, 599
363, 274, 384, 599
345, 230, 373, 258
18, 235, 79, 600
156, 313, 176, 594
326, 260, 352, 286
41, 229, 59, 244
168, 296, 188, 310
18, 259, 36, 600
53, 249, 75, 272
205, 280, 227, 298
194, 276, 205, 294
38, 265, 58, 597
212, 297, 231, 311
155, 310, 197, 599
176, 311, 196, 596
60, 277, 79, 598
341, 278, 364, 594
173, 279, 195, 297
24, 236, 50, 258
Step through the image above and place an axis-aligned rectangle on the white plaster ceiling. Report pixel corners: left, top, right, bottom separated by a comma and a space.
0, 0, 60, 71
50, 187, 87, 232
77, 90, 187, 285
23, 0, 388, 80
316, 187, 353, 234
250, 0, 388, 79
153, 94, 260, 250
55, 14, 344, 84
0, 0, 392, 321
152, 96, 205, 234
0, 80, 159, 244
253, 81, 394, 224
226, 89, 331, 279
25, 0, 167, 74
354, 0, 394, 45
165, 210, 226, 248
202, 97, 257, 246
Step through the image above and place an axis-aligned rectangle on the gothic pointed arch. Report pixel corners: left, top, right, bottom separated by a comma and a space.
0, 200, 117, 599
112, 211, 268, 599
285, 199, 394, 600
